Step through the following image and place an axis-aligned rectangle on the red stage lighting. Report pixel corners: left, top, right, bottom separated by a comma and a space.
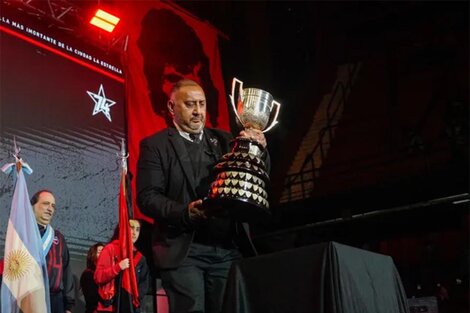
90, 9, 120, 32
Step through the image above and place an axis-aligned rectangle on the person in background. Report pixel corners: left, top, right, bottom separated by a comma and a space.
94, 219, 149, 313
31, 189, 75, 313
80, 242, 104, 313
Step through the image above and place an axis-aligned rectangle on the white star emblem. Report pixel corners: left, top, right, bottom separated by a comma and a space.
87, 84, 116, 122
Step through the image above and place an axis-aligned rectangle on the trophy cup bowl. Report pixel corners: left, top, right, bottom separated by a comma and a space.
204, 78, 280, 222
237, 88, 273, 130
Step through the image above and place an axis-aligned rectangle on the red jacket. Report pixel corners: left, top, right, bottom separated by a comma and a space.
94, 240, 148, 312
94, 240, 122, 312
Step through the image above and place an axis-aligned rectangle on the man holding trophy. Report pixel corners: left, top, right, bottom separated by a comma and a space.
137, 78, 278, 313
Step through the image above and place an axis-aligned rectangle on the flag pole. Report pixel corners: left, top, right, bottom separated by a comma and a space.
117, 139, 138, 312
117, 139, 128, 313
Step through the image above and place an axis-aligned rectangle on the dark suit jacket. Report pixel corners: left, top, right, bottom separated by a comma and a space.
136, 127, 266, 270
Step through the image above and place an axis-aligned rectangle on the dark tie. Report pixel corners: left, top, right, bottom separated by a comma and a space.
189, 133, 201, 144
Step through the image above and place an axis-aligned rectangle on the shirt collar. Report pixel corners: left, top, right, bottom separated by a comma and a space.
173, 121, 203, 142
37, 223, 46, 234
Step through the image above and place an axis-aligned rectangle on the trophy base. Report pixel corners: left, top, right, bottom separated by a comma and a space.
203, 197, 270, 223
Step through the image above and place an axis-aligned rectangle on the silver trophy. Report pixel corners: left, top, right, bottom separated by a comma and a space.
205, 78, 280, 221
231, 77, 280, 134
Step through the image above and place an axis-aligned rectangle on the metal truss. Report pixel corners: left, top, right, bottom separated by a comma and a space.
2, 0, 126, 53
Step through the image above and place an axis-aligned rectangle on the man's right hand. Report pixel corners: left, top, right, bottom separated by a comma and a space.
188, 199, 208, 221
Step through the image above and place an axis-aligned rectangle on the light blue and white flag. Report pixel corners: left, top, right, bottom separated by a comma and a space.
1, 167, 51, 313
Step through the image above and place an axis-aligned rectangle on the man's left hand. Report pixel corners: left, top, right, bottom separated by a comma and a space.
239, 128, 267, 148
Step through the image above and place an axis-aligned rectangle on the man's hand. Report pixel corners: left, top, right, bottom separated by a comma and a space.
239, 128, 267, 148
65, 311, 72, 313
188, 199, 207, 221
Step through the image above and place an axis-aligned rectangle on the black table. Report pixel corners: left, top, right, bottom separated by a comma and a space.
223, 241, 409, 313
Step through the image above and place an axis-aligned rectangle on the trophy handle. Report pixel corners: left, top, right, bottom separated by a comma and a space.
263, 100, 281, 133
229, 77, 244, 125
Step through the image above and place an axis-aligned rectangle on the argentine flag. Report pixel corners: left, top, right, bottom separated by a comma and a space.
1, 168, 50, 313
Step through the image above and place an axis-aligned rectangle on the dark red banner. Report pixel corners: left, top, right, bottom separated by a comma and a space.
119, 1, 230, 220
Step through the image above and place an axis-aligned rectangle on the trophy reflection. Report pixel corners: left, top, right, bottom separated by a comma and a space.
204, 78, 280, 222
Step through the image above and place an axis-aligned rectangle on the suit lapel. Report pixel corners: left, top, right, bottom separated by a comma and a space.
203, 129, 225, 162
168, 128, 198, 198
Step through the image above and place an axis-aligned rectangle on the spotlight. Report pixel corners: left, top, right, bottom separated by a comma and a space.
90, 9, 120, 32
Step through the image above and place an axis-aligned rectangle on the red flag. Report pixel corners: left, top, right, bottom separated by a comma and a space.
118, 170, 140, 308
